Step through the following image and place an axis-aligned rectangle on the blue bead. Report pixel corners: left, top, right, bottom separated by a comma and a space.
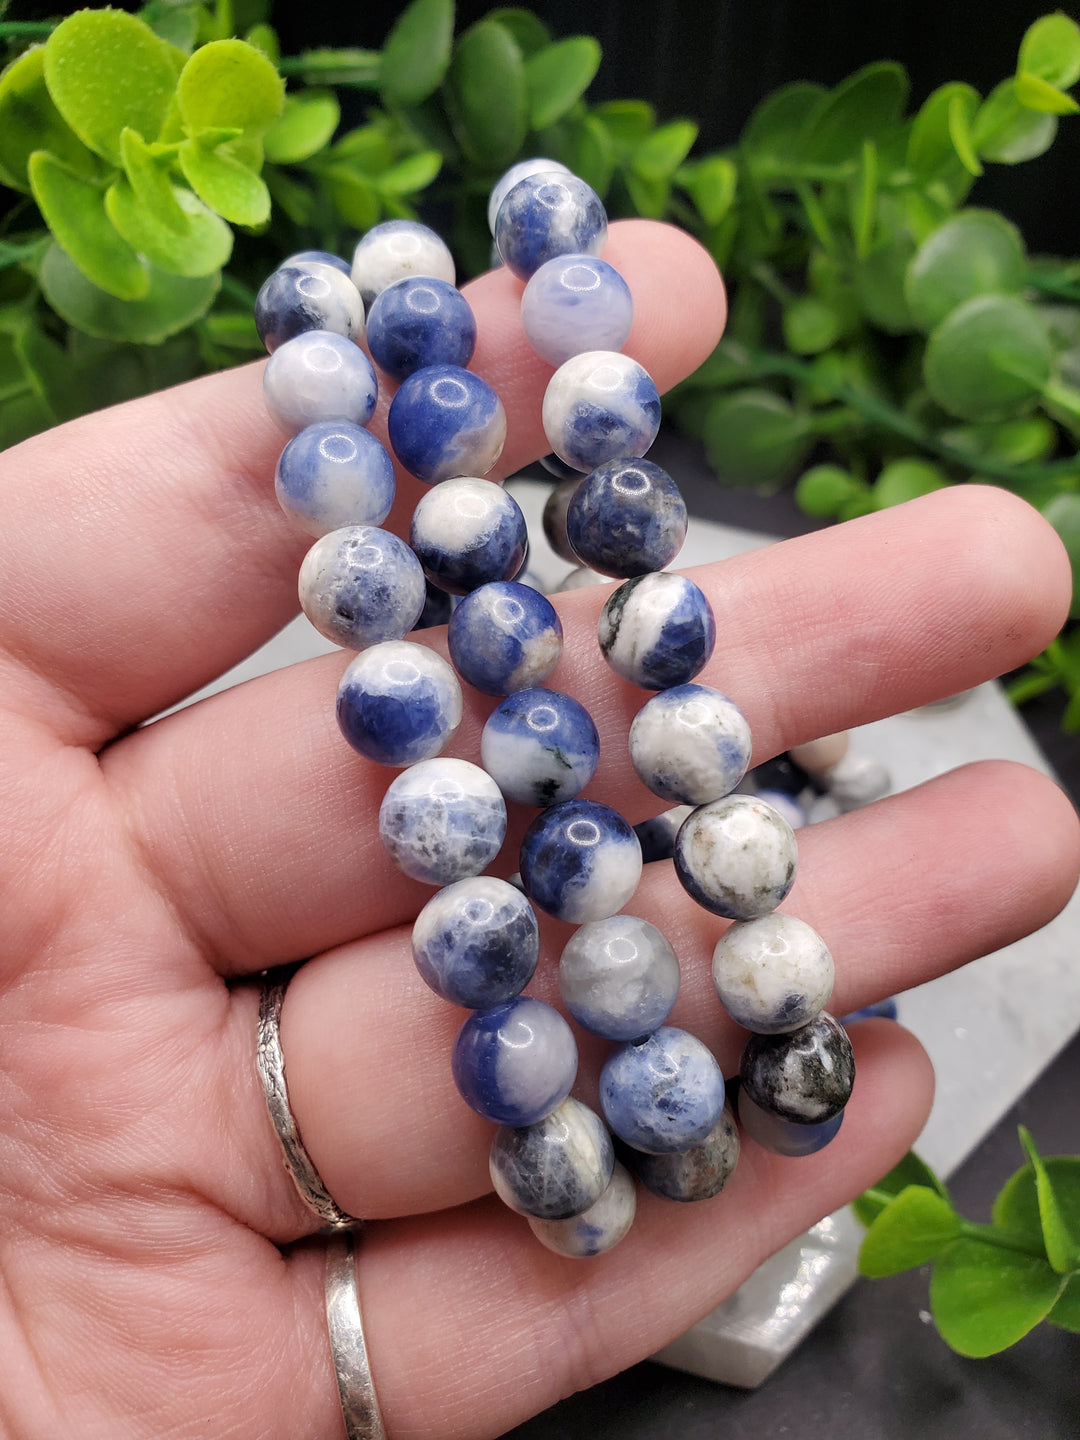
539, 451, 582, 481
452, 996, 578, 1125
275, 421, 395, 538
495, 173, 607, 281
519, 799, 642, 923
255, 263, 364, 354
412, 876, 539, 1007
542, 351, 661, 474
284, 249, 352, 276
841, 998, 899, 1025
634, 806, 693, 864
737, 1088, 845, 1158
598, 573, 716, 689
521, 254, 634, 366
414, 579, 455, 631
566, 458, 687, 577
336, 640, 462, 766
488, 157, 571, 235
366, 276, 477, 381
263, 331, 378, 433
298, 525, 425, 650
388, 365, 507, 484
481, 688, 599, 806
410, 477, 527, 595
448, 581, 563, 696
600, 1026, 726, 1154
379, 758, 507, 886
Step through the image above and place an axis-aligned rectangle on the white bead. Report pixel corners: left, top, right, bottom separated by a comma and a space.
712, 913, 833, 1034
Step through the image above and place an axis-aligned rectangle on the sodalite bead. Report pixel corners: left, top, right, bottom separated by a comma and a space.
541, 476, 582, 564
298, 526, 425, 649
542, 351, 661, 473
452, 996, 577, 1126
528, 1160, 636, 1258
674, 796, 797, 920
712, 914, 834, 1035
388, 365, 506, 485
539, 451, 581, 481
739, 1012, 855, 1125
255, 262, 364, 353
481, 688, 599, 807
521, 255, 634, 367
566, 459, 687, 578
519, 799, 642, 923
350, 220, 455, 309
599, 572, 716, 690
559, 914, 680, 1040
284, 249, 351, 275
489, 1096, 613, 1220
415, 580, 455, 631
737, 1088, 844, 1158
411, 875, 539, 1007
629, 685, 752, 805
379, 758, 507, 886
487, 157, 571, 235
634, 805, 693, 864
410, 477, 527, 595
335, 640, 462, 766
263, 331, 377, 433
841, 997, 898, 1025
600, 1026, 725, 1154
753, 788, 806, 832
632, 1103, 740, 1201
448, 581, 563, 696
366, 276, 477, 381
275, 421, 395, 537
495, 172, 607, 280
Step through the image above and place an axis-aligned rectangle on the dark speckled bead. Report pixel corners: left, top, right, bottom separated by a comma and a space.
739, 1012, 855, 1125
490, 1097, 614, 1219
566, 459, 687, 577
631, 1103, 741, 1201
737, 1088, 844, 1157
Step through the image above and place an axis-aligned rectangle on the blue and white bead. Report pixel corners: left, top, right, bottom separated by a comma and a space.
452, 996, 577, 1126
713, 914, 834, 1035
521, 254, 634, 367
519, 799, 642, 923
275, 421, 395, 537
600, 1026, 726, 1154
415, 580, 455, 631
739, 1013, 855, 1126
598, 572, 716, 690
542, 351, 661, 473
629, 685, 752, 805
350, 219, 455, 309
448, 581, 563, 695
558, 914, 680, 1040
490, 1096, 613, 1220
674, 796, 798, 920
528, 1160, 636, 1257
336, 640, 462, 766
634, 805, 694, 864
255, 261, 365, 353
366, 276, 477, 382
409, 477, 527, 595
495, 172, 607, 281
566, 458, 686, 578
737, 1088, 844, 1158
480, 688, 599, 807
632, 1104, 740, 1202
411, 875, 539, 1008
298, 526, 425, 650
487, 157, 571, 235
378, 757, 507, 886
541, 476, 582, 564
388, 365, 507, 485
263, 331, 378, 433
283, 249, 351, 276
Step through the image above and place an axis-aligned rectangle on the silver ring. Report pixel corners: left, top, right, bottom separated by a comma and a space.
256, 967, 360, 1231
326, 1231, 387, 1440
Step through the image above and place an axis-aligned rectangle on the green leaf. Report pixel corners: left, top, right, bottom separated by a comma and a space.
1018, 1127, 1080, 1273
1014, 70, 1080, 115
632, 119, 697, 182
39, 239, 219, 343
678, 155, 737, 226
105, 178, 232, 276
974, 79, 1057, 164
524, 36, 600, 130
485, 8, 552, 57
924, 293, 1052, 421
948, 90, 983, 175
283, 48, 380, 88
929, 1238, 1065, 1357
0, 391, 55, 450
326, 165, 380, 229
28, 150, 149, 300
43, 9, 179, 166
850, 139, 877, 259
624, 171, 669, 220
176, 38, 283, 137
178, 137, 269, 224
783, 296, 843, 355
446, 21, 527, 170
703, 389, 810, 487
120, 126, 187, 232
0, 329, 29, 401
905, 209, 1026, 332
594, 98, 655, 150
379, 0, 453, 105
1047, 1274, 1080, 1332
873, 458, 949, 506
798, 63, 909, 165
375, 149, 442, 196
1018, 12, 1080, 89
741, 81, 826, 168
907, 81, 981, 180
795, 464, 866, 518
263, 165, 314, 225
201, 309, 261, 349
854, 1150, 950, 1227
244, 22, 279, 63
996, 1144, 1080, 1244
1041, 495, 1080, 618
858, 1185, 961, 1277
331, 123, 394, 172
856, 232, 917, 333
0, 43, 99, 192
568, 112, 615, 197
139, 0, 201, 53
262, 90, 339, 164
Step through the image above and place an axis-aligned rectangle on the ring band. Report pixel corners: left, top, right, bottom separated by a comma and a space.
325, 1231, 387, 1440
256, 967, 360, 1230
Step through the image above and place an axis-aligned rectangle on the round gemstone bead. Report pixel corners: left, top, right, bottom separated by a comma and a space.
789, 732, 850, 775
448, 581, 563, 696
452, 996, 577, 1126
519, 799, 642, 923
298, 526, 425, 650
283, 249, 351, 276
737, 1088, 844, 1157
263, 330, 377, 433
411, 875, 539, 1008
599, 1026, 726, 1154
366, 276, 477, 382
559, 914, 680, 1040
335, 640, 462, 766
541, 476, 582, 564
521, 254, 634, 367
633, 805, 694, 864
752, 789, 805, 831
629, 685, 752, 805
599, 572, 716, 690
489, 1096, 613, 1219
487, 157, 571, 235
388, 365, 507, 484
378, 758, 507, 886
542, 351, 661, 473
539, 451, 581, 481
414, 580, 455, 631
350, 219, 455, 308
712, 914, 834, 1035
739, 1013, 855, 1126
674, 796, 797, 920
481, 688, 599, 807
255, 261, 364, 353
494, 171, 607, 280
527, 1160, 636, 1257
632, 1103, 741, 1201
275, 421, 395, 538
566, 458, 686, 577
409, 477, 527, 596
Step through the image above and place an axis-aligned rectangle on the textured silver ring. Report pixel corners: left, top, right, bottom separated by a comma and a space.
256, 967, 360, 1231
326, 1230, 387, 1440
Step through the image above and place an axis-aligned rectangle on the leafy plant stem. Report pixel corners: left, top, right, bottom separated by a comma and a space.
957, 1220, 1053, 1259
277, 50, 381, 85
0, 21, 56, 37
218, 273, 259, 308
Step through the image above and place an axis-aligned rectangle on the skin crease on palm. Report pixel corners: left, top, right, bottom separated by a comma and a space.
0, 219, 1077, 1440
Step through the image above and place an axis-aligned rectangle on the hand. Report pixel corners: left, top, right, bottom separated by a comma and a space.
0, 220, 1076, 1440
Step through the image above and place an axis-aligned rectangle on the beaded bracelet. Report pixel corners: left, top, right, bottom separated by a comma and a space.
255, 162, 855, 1258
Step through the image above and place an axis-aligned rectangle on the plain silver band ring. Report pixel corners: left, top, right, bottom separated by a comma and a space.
256, 967, 360, 1231
326, 1231, 388, 1440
